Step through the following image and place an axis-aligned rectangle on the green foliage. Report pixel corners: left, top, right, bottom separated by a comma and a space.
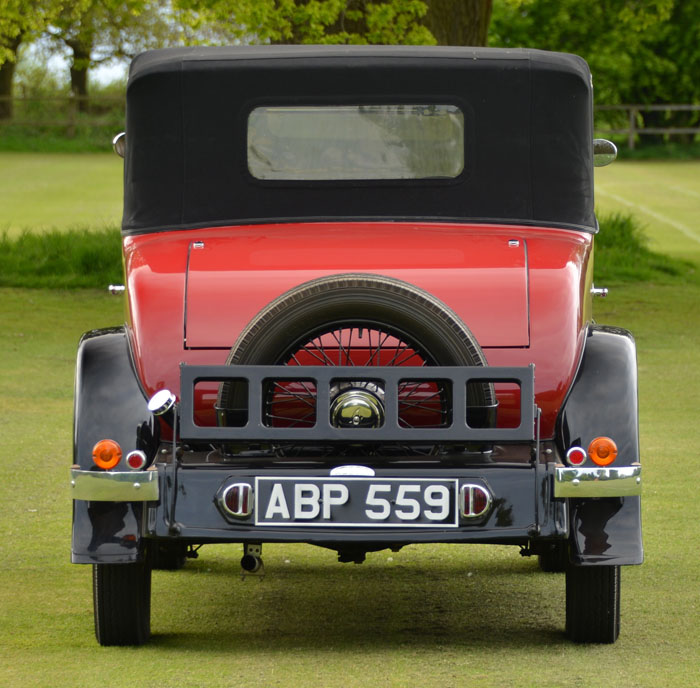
0, 228, 123, 288
174, 0, 436, 45
489, 0, 700, 143
594, 211, 696, 284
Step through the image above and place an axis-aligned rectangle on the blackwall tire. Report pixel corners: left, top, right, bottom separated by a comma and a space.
565, 564, 620, 643
538, 543, 568, 573
148, 542, 188, 571
93, 561, 151, 646
218, 273, 494, 411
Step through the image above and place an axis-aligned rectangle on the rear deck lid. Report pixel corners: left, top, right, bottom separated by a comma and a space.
184, 223, 529, 350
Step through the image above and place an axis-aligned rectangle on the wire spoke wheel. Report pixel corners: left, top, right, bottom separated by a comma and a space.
217, 274, 495, 457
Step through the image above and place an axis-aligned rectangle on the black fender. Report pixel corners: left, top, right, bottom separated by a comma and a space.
556, 325, 643, 566
72, 328, 159, 564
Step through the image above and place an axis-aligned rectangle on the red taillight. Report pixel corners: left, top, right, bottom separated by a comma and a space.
566, 446, 587, 466
460, 484, 492, 518
126, 450, 147, 470
588, 437, 618, 466
92, 439, 122, 470
221, 483, 253, 518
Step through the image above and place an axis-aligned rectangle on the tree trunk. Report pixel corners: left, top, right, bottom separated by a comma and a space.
424, 0, 493, 46
0, 37, 22, 120
68, 42, 92, 113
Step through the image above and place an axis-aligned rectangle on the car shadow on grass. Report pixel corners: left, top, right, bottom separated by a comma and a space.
148, 549, 567, 650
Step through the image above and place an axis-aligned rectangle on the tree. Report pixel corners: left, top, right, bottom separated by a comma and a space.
489, 0, 700, 143
46, 0, 179, 111
423, 0, 493, 46
0, 0, 70, 118
174, 0, 436, 45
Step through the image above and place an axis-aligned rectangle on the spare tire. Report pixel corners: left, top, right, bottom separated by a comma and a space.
217, 274, 495, 449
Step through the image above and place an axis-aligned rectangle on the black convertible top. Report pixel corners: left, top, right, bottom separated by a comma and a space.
122, 45, 595, 235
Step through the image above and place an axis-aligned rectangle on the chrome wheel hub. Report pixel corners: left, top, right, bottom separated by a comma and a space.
330, 383, 385, 428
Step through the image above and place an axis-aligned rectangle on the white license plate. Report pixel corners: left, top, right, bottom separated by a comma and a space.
254, 477, 458, 527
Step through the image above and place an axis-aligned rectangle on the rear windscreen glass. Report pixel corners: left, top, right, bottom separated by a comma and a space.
248, 105, 464, 181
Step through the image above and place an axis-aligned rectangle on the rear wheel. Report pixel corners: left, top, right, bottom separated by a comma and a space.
148, 542, 188, 571
565, 564, 620, 643
537, 542, 568, 573
93, 561, 151, 646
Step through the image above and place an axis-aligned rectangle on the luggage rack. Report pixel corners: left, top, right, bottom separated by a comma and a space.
178, 364, 536, 444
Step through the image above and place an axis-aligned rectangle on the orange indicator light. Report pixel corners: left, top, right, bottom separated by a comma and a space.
92, 439, 123, 470
588, 437, 618, 466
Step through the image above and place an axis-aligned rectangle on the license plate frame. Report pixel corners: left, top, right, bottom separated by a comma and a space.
254, 477, 459, 528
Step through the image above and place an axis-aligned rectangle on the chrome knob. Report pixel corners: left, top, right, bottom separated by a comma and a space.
330, 389, 384, 428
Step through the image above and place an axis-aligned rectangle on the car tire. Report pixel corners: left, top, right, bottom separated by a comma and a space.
218, 273, 495, 415
148, 542, 188, 571
565, 564, 620, 643
93, 561, 151, 646
537, 542, 569, 573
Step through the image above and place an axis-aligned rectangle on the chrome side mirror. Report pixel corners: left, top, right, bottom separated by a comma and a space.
593, 139, 617, 167
112, 132, 126, 158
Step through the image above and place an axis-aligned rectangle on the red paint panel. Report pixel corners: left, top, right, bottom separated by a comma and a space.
184, 224, 529, 348
124, 221, 592, 439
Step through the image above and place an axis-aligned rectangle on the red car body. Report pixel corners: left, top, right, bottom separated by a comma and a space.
125, 221, 592, 438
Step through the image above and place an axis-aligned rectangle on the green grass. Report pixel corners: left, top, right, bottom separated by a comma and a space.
0, 228, 123, 288
0, 125, 119, 153
595, 160, 700, 267
0, 152, 123, 233
594, 211, 697, 285
1, 282, 698, 687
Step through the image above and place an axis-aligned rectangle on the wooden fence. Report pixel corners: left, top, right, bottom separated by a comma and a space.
594, 104, 700, 149
1, 97, 699, 149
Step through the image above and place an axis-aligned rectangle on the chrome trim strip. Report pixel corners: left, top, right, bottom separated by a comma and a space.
70, 468, 159, 501
554, 464, 641, 498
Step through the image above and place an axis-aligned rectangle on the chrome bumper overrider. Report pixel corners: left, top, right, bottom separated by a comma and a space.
70, 467, 159, 501
554, 464, 642, 498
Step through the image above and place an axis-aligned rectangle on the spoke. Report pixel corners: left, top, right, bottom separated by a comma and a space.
266, 411, 316, 427
399, 386, 444, 404
399, 401, 446, 413
393, 350, 423, 367
385, 344, 411, 366
307, 337, 336, 366
366, 331, 393, 366
271, 382, 316, 408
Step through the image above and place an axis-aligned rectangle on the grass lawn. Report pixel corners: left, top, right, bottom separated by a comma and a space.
1, 283, 698, 687
595, 160, 700, 266
0, 157, 699, 686
0, 153, 123, 234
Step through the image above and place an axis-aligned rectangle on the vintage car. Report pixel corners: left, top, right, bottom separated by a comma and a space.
71, 45, 642, 646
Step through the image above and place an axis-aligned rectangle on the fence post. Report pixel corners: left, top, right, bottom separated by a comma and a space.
628, 107, 637, 150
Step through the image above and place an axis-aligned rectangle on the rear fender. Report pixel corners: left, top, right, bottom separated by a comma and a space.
72, 328, 159, 563
556, 325, 643, 566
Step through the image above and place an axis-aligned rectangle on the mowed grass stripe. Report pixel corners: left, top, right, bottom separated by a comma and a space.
0, 152, 123, 234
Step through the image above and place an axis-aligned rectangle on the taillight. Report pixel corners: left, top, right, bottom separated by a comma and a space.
125, 450, 147, 470
460, 484, 492, 518
566, 446, 587, 466
588, 437, 618, 466
221, 483, 254, 518
92, 439, 122, 470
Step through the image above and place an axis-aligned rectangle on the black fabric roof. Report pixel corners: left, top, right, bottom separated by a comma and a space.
122, 46, 595, 234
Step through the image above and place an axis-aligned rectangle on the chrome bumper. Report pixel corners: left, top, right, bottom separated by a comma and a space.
70, 467, 159, 501
554, 464, 642, 498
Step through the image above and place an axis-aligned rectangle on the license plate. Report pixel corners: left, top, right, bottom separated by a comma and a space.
254, 477, 458, 527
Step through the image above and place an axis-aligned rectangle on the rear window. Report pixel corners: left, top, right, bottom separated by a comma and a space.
247, 105, 464, 181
